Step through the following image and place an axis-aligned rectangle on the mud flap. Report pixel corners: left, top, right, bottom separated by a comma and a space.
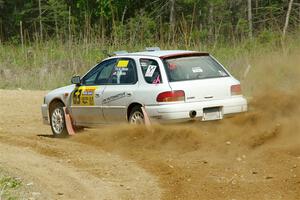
63, 107, 76, 135
141, 106, 151, 126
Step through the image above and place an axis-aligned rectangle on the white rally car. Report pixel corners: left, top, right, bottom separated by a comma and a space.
41, 49, 247, 136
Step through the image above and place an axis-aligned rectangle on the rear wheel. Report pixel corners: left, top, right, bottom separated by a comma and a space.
50, 103, 68, 137
129, 106, 144, 124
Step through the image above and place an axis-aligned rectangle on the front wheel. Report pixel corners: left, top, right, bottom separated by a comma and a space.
50, 103, 68, 137
129, 106, 144, 124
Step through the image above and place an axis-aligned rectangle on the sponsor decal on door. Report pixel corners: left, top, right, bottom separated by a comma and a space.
72, 86, 98, 106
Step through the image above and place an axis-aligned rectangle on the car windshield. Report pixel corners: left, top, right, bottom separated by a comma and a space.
163, 56, 229, 82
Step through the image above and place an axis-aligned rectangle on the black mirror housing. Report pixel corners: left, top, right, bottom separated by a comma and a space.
71, 75, 81, 85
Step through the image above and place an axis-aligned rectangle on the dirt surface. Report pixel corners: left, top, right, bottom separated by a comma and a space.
0, 89, 300, 200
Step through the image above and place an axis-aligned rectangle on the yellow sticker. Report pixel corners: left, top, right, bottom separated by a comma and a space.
72, 86, 98, 106
117, 60, 129, 68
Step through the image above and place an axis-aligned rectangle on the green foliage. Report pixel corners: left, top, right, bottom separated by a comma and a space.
97, 0, 112, 19
0, 0, 298, 44
257, 30, 281, 44
0, 0, 299, 91
0, 173, 22, 200
127, 14, 157, 44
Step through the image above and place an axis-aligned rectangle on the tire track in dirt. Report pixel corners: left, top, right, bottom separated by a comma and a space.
0, 134, 162, 200
0, 90, 161, 200
0, 134, 161, 200
0, 142, 120, 200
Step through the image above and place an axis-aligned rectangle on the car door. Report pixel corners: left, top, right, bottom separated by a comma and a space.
70, 58, 117, 126
102, 58, 138, 122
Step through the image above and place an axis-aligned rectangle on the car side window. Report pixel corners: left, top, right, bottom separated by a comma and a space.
108, 58, 137, 85
140, 58, 162, 84
82, 59, 117, 85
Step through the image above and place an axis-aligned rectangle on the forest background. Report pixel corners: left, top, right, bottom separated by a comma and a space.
0, 0, 299, 92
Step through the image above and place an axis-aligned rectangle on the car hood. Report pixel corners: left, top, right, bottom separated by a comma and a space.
47, 84, 76, 96
44, 84, 76, 105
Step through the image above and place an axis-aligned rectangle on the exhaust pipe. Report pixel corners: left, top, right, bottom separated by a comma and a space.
189, 110, 197, 118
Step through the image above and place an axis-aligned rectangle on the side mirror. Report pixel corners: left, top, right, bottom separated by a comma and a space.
71, 75, 81, 85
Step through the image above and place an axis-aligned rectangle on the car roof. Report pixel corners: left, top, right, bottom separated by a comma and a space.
115, 50, 209, 58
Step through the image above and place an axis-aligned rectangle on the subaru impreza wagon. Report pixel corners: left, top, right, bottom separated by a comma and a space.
41, 49, 247, 136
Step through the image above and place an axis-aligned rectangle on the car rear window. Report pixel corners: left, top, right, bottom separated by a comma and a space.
163, 56, 229, 82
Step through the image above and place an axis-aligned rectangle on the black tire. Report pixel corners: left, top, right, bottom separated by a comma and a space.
50, 102, 68, 137
129, 106, 145, 124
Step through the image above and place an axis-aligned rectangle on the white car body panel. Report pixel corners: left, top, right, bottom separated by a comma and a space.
41, 50, 247, 126
169, 77, 237, 103
102, 84, 136, 122
145, 96, 247, 122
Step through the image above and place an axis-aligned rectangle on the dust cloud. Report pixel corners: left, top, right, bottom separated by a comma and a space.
70, 50, 300, 199
73, 49, 300, 154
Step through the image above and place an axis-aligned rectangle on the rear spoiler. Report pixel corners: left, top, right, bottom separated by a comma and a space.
160, 52, 209, 59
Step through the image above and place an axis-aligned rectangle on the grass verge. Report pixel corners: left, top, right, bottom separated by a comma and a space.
0, 32, 299, 96
0, 170, 22, 200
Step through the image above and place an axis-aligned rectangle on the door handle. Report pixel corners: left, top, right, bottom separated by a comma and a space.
125, 92, 132, 97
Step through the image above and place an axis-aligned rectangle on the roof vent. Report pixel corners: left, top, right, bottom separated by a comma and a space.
112, 51, 128, 55
145, 47, 160, 52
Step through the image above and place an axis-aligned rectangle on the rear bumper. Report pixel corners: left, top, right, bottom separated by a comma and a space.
145, 97, 247, 122
41, 104, 49, 124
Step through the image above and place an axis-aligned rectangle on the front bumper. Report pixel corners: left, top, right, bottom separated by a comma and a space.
41, 104, 49, 124
145, 97, 247, 122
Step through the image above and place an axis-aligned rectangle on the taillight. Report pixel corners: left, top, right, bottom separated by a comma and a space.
156, 90, 185, 102
231, 84, 242, 95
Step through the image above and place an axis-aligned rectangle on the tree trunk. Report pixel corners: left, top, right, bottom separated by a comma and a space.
160, 16, 164, 45
33, 21, 38, 42
0, 18, 3, 45
189, 3, 196, 46
38, 0, 43, 41
101, 17, 105, 43
255, 0, 258, 15
208, 3, 214, 42
299, 4, 300, 28
248, 0, 253, 39
121, 6, 127, 25
169, 0, 176, 43
99, 4, 105, 43
68, 6, 72, 45
282, 0, 294, 40
20, 21, 24, 49
54, 11, 59, 40
109, 0, 116, 42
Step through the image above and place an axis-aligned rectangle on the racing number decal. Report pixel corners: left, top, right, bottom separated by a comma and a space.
145, 65, 157, 77
72, 86, 97, 106
117, 60, 129, 68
